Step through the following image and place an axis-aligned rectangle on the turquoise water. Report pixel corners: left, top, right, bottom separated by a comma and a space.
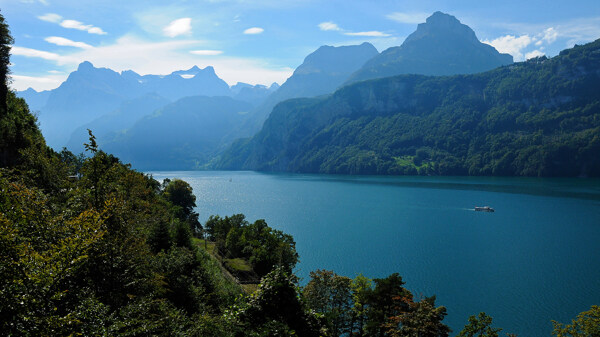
149, 171, 600, 336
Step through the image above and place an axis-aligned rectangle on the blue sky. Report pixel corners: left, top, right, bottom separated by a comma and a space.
2, 0, 600, 91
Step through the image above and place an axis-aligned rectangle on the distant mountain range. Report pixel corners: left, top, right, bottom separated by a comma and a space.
215, 39, 600, 177
241, 42, 379, 134
21, 62, 277, 150
18, 11, 529, 172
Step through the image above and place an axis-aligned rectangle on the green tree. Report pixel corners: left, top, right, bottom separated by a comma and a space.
350, 273, 373, 336
304, 269, 353, 337
387, 296, 450, 337
148, 220, 172, 253
235, 267, 324, 337
552, 305, 600, 337
366, 273, 412, 337
163, 179, 197, 218
174, 220, 193, 250
457, 312, 502, 337
0, 9, 12, 117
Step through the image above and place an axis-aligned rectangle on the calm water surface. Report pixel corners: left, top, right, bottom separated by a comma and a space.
149, 171, 600, 336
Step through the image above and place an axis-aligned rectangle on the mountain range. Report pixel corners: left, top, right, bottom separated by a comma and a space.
18, 11, 525, 172
216, 39, 600, 177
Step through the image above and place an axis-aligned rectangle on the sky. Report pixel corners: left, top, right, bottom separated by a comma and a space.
2, 0, 600, 91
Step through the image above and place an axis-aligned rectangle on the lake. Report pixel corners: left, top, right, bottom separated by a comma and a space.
148, 171, 600, 336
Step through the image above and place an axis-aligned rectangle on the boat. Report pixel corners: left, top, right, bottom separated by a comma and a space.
475, 206, 494, 212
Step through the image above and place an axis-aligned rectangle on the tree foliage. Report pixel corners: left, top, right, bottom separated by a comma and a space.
205, 214, 298, 277
552, 305, 600, 337
457, 312, 502, 337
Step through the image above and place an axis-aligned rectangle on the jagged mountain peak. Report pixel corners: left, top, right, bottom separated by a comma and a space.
404, 11, 477, 44
346, 11, 512, 83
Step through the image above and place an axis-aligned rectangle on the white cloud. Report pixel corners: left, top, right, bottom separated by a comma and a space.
244, 27, 264, 35
542, 27, 558, 44
9, 74, 66, 91
525, 50, 545, 59
11, 46, 73, 63
20, 0, 49, 5
38, 14, 106, 35
344, 31, 391, 37
38, 13, 62, 23
60, 19, 107, 35
190, 50, 223, 56
163, 18, 192, 38
386, 12, 428, 24
318, 22, 341, 31
45, 36, 92, 49
483, 35, 532, 61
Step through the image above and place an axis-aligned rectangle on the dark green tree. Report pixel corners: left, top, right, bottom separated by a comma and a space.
387, 296, 451, 337
235, 267, 324, 337
148, 220, 172, 253
304, 269, 353, 337
174, 220, 193, 250
163, 179, 197, 218
365, 273, 412, 337
0, 9, 12, 117
457, 312, 502, 337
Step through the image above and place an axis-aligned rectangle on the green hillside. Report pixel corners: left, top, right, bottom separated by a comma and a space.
217, 39, 600, 177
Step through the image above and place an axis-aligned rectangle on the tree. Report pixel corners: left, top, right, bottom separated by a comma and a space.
387, 296, 451, 337
457, 312, 502, 337
552, 305, 600, 337
163, 179, 197, 218
350, 273, 373, 336
174, 220, 193, 250
148, 220, 172, 253
304, 269, 353, 337
366, 273, 412, 337
0, 9, 13, 117
235, 267, 323, 337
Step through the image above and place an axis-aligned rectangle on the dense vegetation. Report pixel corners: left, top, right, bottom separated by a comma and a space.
205, 214, 298, 277
218, 39, 600, 177
1, 11, 598, 336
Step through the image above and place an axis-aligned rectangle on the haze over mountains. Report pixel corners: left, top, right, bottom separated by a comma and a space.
17, 11, 529, 171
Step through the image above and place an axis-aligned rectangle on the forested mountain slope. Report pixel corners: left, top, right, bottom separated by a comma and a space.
217, 39, 600, 177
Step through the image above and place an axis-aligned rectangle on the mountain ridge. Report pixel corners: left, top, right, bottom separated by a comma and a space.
346, 11, 513, 84
216, 39, 600, 177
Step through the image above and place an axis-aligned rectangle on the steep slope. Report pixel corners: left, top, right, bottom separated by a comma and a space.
240, 42, 379, 135
103, 95, 253, 170
217, 39, 600, 177
346, 12, 513, 84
